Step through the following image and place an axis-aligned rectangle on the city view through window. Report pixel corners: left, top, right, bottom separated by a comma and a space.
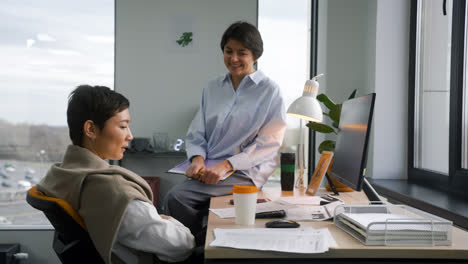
0, 0, 114, 225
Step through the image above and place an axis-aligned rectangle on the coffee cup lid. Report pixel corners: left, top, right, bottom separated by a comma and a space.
232, 185, 259, 194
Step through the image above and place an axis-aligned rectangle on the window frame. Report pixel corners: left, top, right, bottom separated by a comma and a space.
308, 0, 319, 182
408, 0, 468, 196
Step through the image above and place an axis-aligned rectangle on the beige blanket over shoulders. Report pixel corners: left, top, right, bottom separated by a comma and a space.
38, 145, 153, 264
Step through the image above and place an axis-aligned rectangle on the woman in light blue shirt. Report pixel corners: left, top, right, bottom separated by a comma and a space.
165, 21, 287, 243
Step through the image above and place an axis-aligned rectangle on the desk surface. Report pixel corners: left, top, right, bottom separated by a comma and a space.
204, 188, 468, 260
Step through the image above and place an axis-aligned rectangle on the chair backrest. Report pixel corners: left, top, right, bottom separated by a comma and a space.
26, 186, 104, 263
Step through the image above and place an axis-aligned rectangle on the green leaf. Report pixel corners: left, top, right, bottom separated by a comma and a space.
329, 104, 342, 123
306, 122, 337, 134
317, 94, 336, 110
318, 140, 335, 153
348, 89, 357, 99
176, 32, 193, 47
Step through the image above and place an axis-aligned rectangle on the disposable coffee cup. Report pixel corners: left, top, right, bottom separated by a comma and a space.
232, 185, 259, 225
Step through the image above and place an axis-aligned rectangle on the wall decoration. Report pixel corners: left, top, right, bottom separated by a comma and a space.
176, 32, 193, 47
167, 15, 196, 52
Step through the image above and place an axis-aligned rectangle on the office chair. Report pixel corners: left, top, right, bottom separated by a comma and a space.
26, 186, 104, 264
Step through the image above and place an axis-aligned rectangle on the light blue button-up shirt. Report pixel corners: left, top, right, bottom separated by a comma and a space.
186, 70, 287, 187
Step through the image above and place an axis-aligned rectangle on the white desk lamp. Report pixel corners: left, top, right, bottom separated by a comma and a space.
287, 74, 324, 190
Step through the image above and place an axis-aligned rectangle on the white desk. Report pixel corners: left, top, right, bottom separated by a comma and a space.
204, 188, 468, 262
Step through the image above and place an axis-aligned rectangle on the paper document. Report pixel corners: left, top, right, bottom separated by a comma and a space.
278, 196, 324, 205
339, 213, 434, 231
209, 200, 297, 218
210, 227, 335, 253
286, 201, 343, 221
168, 159, 235, 180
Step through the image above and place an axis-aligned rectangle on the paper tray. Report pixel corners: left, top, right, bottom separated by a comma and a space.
333, 204, 452, 246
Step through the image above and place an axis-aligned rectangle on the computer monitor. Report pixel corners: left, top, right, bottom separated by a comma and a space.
328, 93, 381, 201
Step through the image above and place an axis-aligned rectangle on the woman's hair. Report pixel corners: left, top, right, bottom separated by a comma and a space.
67, 85, 129, 146
220, 21, 263, 60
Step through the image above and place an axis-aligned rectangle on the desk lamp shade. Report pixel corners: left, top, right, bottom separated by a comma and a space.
287, 79, 323, 123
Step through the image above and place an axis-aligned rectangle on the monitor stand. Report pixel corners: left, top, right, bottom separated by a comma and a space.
325, 173, 339, 195
325, 174, 383, 204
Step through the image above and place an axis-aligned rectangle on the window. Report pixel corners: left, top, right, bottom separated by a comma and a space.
413, 0, 452, 174
409, 0, 468, 194
0, 0, 114, 225
463, 7, 468, 170
258, 0, 312, 184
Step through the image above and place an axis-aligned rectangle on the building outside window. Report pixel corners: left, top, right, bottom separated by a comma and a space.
0, 0, 114, 225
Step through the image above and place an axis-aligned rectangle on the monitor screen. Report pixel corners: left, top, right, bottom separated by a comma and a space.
329, 93, 376, 191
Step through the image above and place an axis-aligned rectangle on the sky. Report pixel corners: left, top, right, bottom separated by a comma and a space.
0, 0, 114, 126
1, 0, 310, 132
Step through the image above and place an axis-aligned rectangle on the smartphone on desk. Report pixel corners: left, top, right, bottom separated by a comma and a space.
256, 210, 286, 219
229, 198, 269, 205
321, 194, 342, 202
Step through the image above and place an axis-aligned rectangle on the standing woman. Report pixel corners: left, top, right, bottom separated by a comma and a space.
165, 21, 287, 239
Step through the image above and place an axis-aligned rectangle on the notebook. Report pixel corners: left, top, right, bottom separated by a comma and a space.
168, 159, 235, 180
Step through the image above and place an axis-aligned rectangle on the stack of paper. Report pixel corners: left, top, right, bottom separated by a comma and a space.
336, 211, 451, 245
286, 201, 343, 221
210, 227, 337, 253
277, 196, 324, 205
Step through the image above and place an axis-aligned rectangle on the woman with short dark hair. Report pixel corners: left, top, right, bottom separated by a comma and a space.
165, 21, 287, 241
38, 85, 195, 264
220, 21, 264, 63
66, 85, 130, 148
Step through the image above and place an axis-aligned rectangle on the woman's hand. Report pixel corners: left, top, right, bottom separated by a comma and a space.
159, 214, 172, 220
200, 160, 233, 185
185, 156, 206, 180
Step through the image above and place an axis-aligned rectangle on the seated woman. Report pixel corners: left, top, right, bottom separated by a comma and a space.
37, 85, 195, 264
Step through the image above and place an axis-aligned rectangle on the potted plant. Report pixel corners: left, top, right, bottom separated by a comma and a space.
306, 89, 357, 153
